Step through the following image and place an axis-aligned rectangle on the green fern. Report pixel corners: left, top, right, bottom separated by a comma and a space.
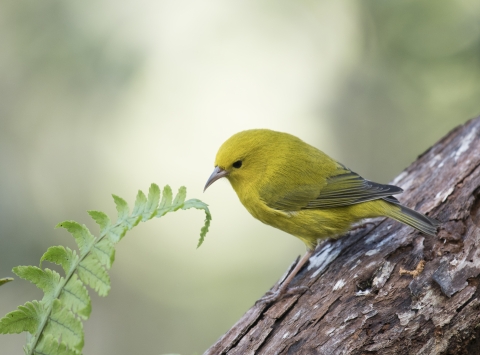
0, 184, 211, 355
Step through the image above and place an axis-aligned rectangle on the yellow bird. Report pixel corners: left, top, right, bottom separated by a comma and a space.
204, 129, 439, 303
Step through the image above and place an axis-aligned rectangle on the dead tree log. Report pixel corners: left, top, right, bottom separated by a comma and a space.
205, 117, 480, 355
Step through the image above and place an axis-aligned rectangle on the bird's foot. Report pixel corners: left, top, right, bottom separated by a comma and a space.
256, 285, 310, 305
256, 250, 315, 305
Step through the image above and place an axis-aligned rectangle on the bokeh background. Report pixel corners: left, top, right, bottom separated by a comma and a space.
1, 1, 480, 354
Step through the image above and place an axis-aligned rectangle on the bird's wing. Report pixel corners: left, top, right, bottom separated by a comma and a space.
304, 169, 403, 208
265, 165, 403, 211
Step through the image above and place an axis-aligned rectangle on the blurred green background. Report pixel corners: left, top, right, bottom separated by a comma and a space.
1, 1, 480, 354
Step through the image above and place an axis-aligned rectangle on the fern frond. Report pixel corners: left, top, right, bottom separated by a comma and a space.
77, 254, 110, 297
0, 301, 42, 334
87, 210, 111, 235
143, 183, 161, 220
112, 194, 129, 222
13, 266, 62, 302
0, 183, 211, 355
60, 274, 91, 319
42, 299, 84, 351
112, 194, 141, 230
35, 334, 79, 355
132, 190, 148, 217
92, 237, 115, 269
40, 246, 79, 275
55, 222, 95, 256
181, 198, 211, 248
157, 185, 174, 216
155, 186, 212, 247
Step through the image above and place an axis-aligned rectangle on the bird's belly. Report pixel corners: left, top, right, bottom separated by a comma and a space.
247, 204, 352, 249
246, 201, 388, 250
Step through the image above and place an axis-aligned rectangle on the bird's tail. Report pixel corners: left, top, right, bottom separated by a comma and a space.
386, 203, 440, 236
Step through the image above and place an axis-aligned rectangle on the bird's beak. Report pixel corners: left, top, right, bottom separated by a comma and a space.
204, 166, 228, 192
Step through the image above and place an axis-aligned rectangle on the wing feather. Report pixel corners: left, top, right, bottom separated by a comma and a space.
265, 165, 403, 211
305, 171, 402, 208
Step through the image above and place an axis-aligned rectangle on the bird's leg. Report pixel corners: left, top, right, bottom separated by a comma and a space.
257, 249, 314, 304
265, 255, 301, 294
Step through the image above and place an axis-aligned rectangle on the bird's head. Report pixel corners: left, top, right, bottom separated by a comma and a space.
204, 129, 278, 192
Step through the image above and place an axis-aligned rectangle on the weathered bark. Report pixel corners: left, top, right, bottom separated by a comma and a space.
205, 117, 480, 355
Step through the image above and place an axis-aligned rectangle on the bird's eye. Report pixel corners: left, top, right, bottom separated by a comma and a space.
232, 160, 242, 168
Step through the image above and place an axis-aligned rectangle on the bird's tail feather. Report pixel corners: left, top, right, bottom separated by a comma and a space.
387, 204, 440, 236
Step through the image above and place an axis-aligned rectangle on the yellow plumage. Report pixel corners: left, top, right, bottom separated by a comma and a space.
205, 129, 438, 251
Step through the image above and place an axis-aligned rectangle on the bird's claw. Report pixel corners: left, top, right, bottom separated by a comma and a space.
256, 290, 283, 305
